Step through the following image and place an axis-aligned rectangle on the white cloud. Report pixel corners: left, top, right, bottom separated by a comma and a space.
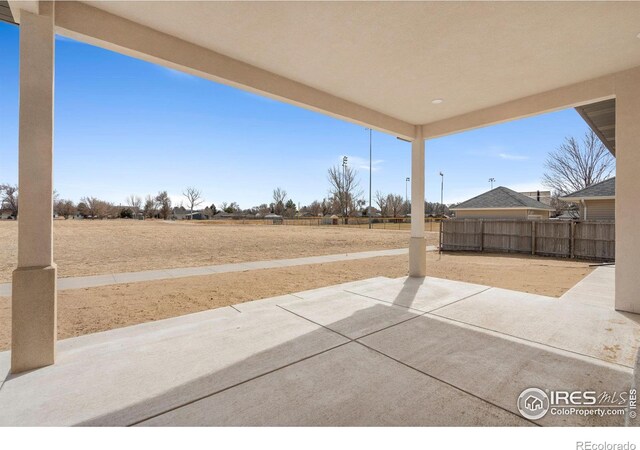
498, 152, 529, 161
339, 155, 384, 173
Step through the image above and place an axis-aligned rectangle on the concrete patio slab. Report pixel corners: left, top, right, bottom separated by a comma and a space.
432, 287, 640, 367
231, 294, 302, 312
0, 306, 348, 426
1, 271, 634, 427
561, 266, 616, 308
281, 291, 423, 339
345, 276, 490, 312
139, 342, 529, 426
291, 276, 393, 300
358, 314, 633, 426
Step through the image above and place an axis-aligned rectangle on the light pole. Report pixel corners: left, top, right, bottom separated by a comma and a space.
489, 177, 496, 189
366, 128, 372, 229
439, 171, 444, 216
405, 177, 410, 204
342, 156, 348, 219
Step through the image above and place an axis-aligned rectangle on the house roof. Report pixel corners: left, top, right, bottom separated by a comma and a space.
451, 187, 554, 211
560, 177, 615, 201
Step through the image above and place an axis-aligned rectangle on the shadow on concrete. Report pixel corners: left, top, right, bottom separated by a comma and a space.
57, 283, 633, 427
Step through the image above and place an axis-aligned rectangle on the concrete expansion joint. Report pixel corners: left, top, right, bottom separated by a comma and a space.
427, 311, 635, 371
272, 302, 534, 425
129, 339, 352, 426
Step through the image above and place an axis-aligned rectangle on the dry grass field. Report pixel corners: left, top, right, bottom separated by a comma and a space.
0, 219, 437, 282
0, 219, 593, 350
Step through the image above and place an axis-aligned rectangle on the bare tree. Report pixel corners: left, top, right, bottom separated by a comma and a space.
126, 195, 142, 217
272, 187, 287, 216
375, 190, 388, 216
327, 165, 362, 221
80, 197, 111, 219
143, 195, 157, 218
542, 130, 615, 196
0, 184, 18, 217
155, 191, 172, 220
385, 194, 406, 217
182, 187, 203, 219
54, 199, 76, 219
308, 200, 322, 217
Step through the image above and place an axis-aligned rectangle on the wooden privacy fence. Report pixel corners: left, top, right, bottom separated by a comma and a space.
441, 219, 615, 261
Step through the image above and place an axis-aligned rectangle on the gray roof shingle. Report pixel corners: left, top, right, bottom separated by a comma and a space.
452, 186, 554, 210
560, 177, 615, 199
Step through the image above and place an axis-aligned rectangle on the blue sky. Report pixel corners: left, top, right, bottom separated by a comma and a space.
0, 21, 593, 209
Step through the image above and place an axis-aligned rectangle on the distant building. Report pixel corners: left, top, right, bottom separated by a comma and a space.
560, 177, 615, 221
450, 186, 554, 219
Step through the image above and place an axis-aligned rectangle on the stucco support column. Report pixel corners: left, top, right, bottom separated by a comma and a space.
409, 128, 426, 277
11, 3, 57, 373
615, 72, 640, 314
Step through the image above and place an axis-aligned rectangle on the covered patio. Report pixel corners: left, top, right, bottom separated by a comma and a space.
1, 267, 638, 426
2, 1, 640, 426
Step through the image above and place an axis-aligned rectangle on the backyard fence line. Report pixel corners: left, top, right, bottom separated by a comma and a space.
198, 216, 443, 232
440, 219, 615, 261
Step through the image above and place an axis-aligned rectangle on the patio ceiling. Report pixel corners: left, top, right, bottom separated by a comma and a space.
8, 1, 640, 139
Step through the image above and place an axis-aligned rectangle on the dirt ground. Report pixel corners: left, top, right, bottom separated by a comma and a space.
0, 252, 592, 350
0, 219, 438, 282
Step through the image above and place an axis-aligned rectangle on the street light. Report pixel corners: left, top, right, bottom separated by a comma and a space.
489, 177, 496, 189
439, 171, 444, 216
366, 128, 372, 229
405, 177, 410, 204
342, 156, 348, 219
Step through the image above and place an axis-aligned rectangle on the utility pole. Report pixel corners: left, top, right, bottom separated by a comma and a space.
367, 128, 372, 229
439, 171, 444, 216
342, 156, 348, 219
489, 177, 496, 189
405, 177, 410, 203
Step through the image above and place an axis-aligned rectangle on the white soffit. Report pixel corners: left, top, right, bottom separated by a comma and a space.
79, 1, 640, 125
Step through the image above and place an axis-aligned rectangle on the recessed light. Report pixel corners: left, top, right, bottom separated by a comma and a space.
432, 98, 444, 105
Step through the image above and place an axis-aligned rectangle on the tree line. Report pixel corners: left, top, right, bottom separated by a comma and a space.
1, 163, 452, 221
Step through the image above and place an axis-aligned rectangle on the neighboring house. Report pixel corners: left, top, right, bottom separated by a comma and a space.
560, 177, 615, 221
450, 186, 555, 219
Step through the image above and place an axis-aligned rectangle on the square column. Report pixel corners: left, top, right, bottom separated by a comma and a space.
615, 73, 640, 314
409, 128, 426, 277
11, 4, 57, 373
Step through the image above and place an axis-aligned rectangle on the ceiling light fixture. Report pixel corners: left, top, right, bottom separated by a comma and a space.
431, 98, 444, 105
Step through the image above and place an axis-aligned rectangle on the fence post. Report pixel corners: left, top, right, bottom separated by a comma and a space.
531, 221, 536, 255
479, 219, 484, 252
570, 221, 576, 259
